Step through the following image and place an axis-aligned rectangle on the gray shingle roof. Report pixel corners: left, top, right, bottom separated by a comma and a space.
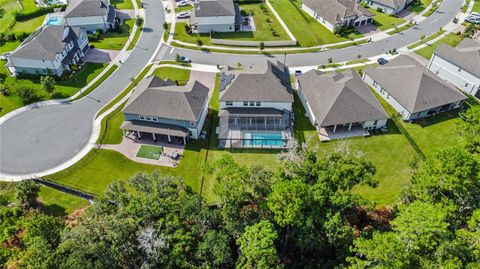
193, 0, 235, 17
298, 69, 388, 127
121, 120, 189, 137
370, 0, 410, 9
65, 0, 110, 18
123, 76, 210, 122
434, 38, 480, 78
9, 25, 84, 61
219, 61, 293, 103
365, 55, 466, 114
303, 0, 373, 26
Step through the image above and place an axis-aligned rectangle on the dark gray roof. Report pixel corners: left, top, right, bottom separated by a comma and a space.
193, 0, 235, 17
302, 0, 373, 26
298, 69, 388, 127
65, 0, 110, 18
9, 25, 84, 61
434, 38, 480, 78
365, 55, 466, 113
371, 0, 410, 9
106, 5, 116, 23
219, 107, 285, 117
123, 76, 210, 122
219, 61, 293, 103
121, 120, 189, 137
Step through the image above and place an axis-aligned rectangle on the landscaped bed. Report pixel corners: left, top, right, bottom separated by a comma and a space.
136, 145, 163, 159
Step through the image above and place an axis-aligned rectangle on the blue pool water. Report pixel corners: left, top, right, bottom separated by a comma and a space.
46, 17, 62, 26
243, 132, 284, 147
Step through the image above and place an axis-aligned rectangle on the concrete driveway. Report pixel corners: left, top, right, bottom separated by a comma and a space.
83, 48, 119, 63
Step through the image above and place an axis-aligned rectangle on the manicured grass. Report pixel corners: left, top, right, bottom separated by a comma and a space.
163, 23, 170, 42
97, 102, 126, 144
152, 66, 190, 85
409, 0, 433, 13
0, 0, 20, 33
127, 22, 142, 50
474, 0, 480, 13
174, 22, 212, 46
387, 22, 414, 35
345, 58, 369, 65
158, 60, 192, 67
11, 14, 45, 34
90, 19, 133, 50
423, 1, 441, 17
415, 32, 463, 59
462, 0, 471, 13
175, 5, 192, 12
269, 0, 362, 47
136, 145, 163, 159
111, 0, 134, 9
213, 3, 290, 41
19, 0, 40, 13
407, 29, 446, 49
327, 39, 368, 49
400, 109, 466, 157
369, 8, 406, 31
71, 64, 118, 101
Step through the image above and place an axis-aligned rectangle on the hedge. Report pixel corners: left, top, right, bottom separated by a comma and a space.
14, 4, 66, 21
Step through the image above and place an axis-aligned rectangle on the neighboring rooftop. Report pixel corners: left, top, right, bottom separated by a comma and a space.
193, 0, 236, 17
9, 25, 83, 61
365, 55, 466, 113
303, 0, 373, 26
434, 38, 480, 78
123, 76, 210, 122
370, 0, 410, 9
298, 69, 388, 127
219, 61, 293, 103
65, 0, 110, 17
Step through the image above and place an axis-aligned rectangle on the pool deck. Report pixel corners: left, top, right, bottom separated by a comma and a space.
42, 12, 65, 26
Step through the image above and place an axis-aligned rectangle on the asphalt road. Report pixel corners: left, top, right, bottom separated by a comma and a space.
0, 0, 165, 175
0, 0, 463, 176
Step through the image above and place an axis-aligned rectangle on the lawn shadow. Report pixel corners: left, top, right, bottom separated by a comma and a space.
409, 109, 461, 128
43, 204, 68, 217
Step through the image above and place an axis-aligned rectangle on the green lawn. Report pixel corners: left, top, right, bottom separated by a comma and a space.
345, 58, 369, 65
0, 0, 20, 33
423, 1, 440, 17
71, 64, 119, 101
111, 0, 134, 9
127, 21, 142, 50
97, 102, 126, 144
409, 0, 433, 13
474, 0, 480, 13
368, 8, 406, 31
415, 32, 464, 59
152, 66, 190, 85
269, 0, 362, 47
19, 0, 40, 13
136, 145, 163, 159
175, 5, 192, 12
407, 29, 446, 49
174, 22, 213, 46
213, 3, 290, 41
90, 19, 133, 50
11, 14, 45, 34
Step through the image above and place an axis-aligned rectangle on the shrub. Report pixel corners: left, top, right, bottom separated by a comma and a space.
16, 87, 37, 104
197, 39, 203, 46
136, 16, 144, 27
4, 33, 16, 41
15, 32, 28, 41
328, 57, 333, 64
40, 76, 55, 94
376, 7, 383, 12
0, 84, 10, 96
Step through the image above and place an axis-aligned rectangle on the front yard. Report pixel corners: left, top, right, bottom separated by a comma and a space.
409, 0, 434, 13
90, 19, 134, 50
368, 8, 406, 31
415, 32, 464, 59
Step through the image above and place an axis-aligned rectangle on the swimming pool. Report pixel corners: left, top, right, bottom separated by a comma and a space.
243, 132, 284, 147
46, 16, 63, 26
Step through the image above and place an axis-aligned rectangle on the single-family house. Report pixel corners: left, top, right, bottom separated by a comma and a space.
121, 76, 210, 144
296, 69, 389, 141
363, 55, 467, 121
428, 38, 480, 98
190, 0, 238, 33
302, 0, 374, 32
357, 0, 413, 14
6, 25, 89, 76
218, 61, 294, 148
64, 0, 116, 32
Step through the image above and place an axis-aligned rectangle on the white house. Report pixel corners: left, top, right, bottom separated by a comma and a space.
296, 69, 388, 141
121, 76, 210, 144
302, 0, 374, 32
357, 0, 413, 14
428, 38, 480, 98
64, 0, 116, 32
190, 0, 238, 33
363, 55, 467, 121
218, 61, 294, 148
6, 25, 89, 76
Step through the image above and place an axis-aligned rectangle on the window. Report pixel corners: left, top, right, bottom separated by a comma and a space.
226, 101, 233, 106
249, 101, 255, 106
243, 101, 248, 106
189, 121, 195, 126
139, 115, 146, 120
152, 117, 158, 122
146, 116, 152, 121
255, 102, 261, 106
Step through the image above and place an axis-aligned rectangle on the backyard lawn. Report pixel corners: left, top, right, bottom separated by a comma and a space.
415, 32, 463, 59
137, 145, 163, 159
213, 3, 290, 41
11, 14, 46, 34
368, 8, 406, 31
409, 0, 433, 13
269, 0, 362, 47
474, 0, 480, 13
111, 0, 134, 9
152, 66, 190, 84
0, 0, 21, 33
90, 19, 134, 50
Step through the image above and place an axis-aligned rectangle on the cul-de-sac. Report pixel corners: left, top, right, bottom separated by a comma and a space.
0, 0, 479, 267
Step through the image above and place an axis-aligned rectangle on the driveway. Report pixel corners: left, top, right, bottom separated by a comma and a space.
83, 48, 119, 63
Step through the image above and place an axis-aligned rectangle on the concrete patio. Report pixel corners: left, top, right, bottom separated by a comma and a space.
101, 133, 185, 167
319, 125, 370, 141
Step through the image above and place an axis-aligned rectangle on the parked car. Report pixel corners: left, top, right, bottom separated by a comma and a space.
176, 1, 189, 7
178, 56, 192, 63
465, 16, 480, 24
0, 52, 11, 61
377, 58, 389, 65
470, 12, 480, 18
176, 12, 190, 19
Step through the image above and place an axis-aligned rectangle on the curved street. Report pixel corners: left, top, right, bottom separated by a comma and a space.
0, 0, 464, 177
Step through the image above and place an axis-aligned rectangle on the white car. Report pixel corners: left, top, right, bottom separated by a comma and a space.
465, 16, 480, 24
176, 1, 189, 7
176, 12, 190, 19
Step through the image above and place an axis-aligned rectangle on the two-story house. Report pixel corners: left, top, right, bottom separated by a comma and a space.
64, 0, 116, 32
302, 0, 374, 32
190, 0, 238, 33
218, 61, 294, 148
428, 38, 480, 98
363, 55, 466, 121
296, 69, 389, 141
121, 76, 210, 145
357, 0, 413, 14
6, 25, 89, 76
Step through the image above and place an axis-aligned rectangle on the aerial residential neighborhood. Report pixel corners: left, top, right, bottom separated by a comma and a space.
0, 0, 479, 268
